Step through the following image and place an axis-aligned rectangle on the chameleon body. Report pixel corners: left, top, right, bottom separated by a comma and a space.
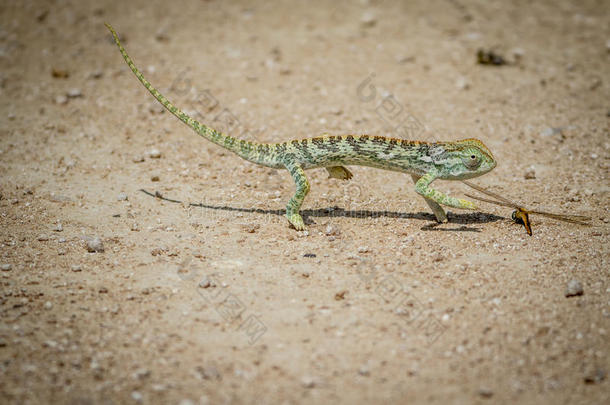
106, 24, 497, 230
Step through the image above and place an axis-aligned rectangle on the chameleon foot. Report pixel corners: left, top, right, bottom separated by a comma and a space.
286, 212, 306, 230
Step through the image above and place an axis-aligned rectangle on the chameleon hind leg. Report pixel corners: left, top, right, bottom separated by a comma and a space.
285, 163, 310, 230
411, 174, 448, 223
414, 172, 476, 216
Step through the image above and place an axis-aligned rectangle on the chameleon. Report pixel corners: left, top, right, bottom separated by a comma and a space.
105, 23, 497, 230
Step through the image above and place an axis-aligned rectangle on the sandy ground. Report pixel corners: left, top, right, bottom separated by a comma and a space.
1, 0, 609, 403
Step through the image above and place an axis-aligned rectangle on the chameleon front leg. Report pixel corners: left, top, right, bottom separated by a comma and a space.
411, 174, 448, 223
414, 171, 476, 214
284, 163, 310, 230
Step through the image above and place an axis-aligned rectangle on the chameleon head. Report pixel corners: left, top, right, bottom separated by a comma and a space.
435, 138, 496, 180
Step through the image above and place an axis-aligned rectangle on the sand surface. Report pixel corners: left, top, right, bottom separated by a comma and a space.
1, 0, 609, 403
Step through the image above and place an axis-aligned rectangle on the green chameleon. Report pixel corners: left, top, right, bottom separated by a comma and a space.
106, 24, 496, 230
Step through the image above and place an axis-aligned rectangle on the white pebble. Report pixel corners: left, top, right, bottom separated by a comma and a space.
44, 301, 53, 310
565, 279, 583, 297
360, 11, 376, 27
1, 263, 12, 271
86, 237, 105, 253
148, 149, 161, 159
117, 193, 128, 201
67, 88, 82, 98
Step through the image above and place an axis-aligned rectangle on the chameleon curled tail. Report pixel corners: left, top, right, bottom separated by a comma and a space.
105, 23, 497, 230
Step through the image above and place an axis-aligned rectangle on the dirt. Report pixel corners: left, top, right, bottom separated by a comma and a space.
1, 0, 609, 404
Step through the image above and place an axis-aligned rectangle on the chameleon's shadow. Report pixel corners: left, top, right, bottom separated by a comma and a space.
140, 189, 504, 232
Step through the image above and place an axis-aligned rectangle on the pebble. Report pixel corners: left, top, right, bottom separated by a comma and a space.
456, 76, 470, 90
131, 391, 143, 402
301, 376, 316, 388
131, 222, 139, 231
117, 193, 128, 201
357, 246, 370, 253
89, 69, 103, 79
198, 278, 215, 288
584, 367, 606, 384
86, 237, 105, 253
524, 166, 536, 179
335, 290, 347, 300
358, 366, 370, 376
71, 265, 82, 272
53, 223, 63, 232
148, 149, 161, 159
151, 174, 160, 182
37, 234, 49, 241
606, 39, 610, 52
67, 88, 82, 98
54, 95, 68, 105
325, 224, 340, 236
478, 387, 493, 398
539, 127, 561, 137
565, 279, 583, 297
1, 263, 12, 271
44, 301, 53, 310
360, 11, 376, 27
132, 155, 145, 163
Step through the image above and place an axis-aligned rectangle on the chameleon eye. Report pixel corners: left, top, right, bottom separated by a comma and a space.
463, 154, 481, 169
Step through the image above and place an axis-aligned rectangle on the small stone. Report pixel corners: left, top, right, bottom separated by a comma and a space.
150, 246, 168, 256
301, 376, 316, 388
198, 278, 216, 288
71, 265, 82, 272
540, 127, 561, 137
51, 68, 69, 78
131, 222, 139, 231
584, 367, 606, 384
524, 166, 536, 179
54, 95, 68, 105
335, 290, 347, 300
44, 301, 53, 310
358, 366, 370, 376
53, 223, 63, 232
360, 11, 376, 27
456, 76, 470, 90
565, 279, 583, 297
89, 69, 103, 79
132, 368, 151, 380
131, 391, 143, 402
98, 286, 108, 294
478, 387, 493, 398
132, 155, 145, 163
357, 246, 370, 253
67, 88, 82, 98
325, 224, 340, 236
1, 263, 12, 271
151, 174, 160, 182
148, 149, 161, 159
37, 234, 49, 241
117, 193, 128, 201
86, 237, 105, 253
